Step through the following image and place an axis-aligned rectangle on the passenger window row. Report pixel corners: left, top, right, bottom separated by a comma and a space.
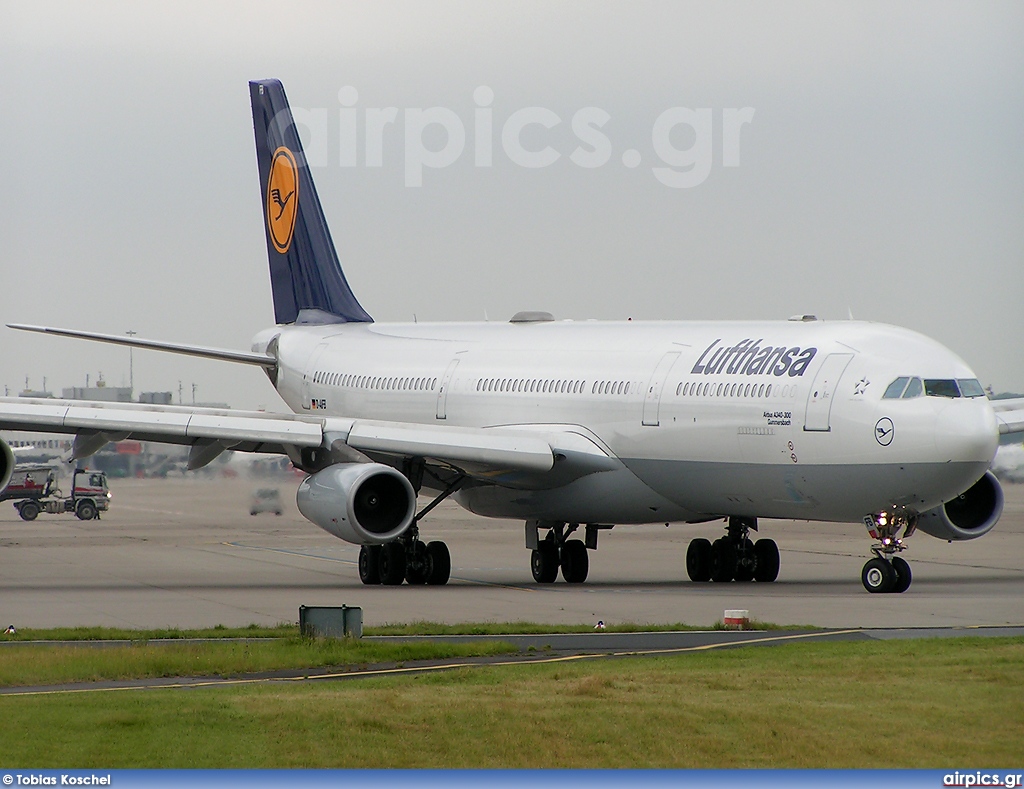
675, 380, 796, 400
312, 371, 438, 392
473, 378, 639, 395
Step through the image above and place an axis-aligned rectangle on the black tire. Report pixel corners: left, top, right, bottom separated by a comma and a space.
18, 501, 40, 521
753, 539, 780, 582
378, 542, 406, 585
405, 542, 429, 585
358, 545, 381, 585
425, 541, 451, 585
685, 538, 712, 582
734, 538, 756, 582
76, 500, 97, 521
560, 539, 589, 584
710, 538, 736, 582
892, 556, 912, 593
862, 557, 897, 593
530, 542, 559, 583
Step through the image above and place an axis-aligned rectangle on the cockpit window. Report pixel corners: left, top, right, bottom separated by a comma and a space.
883, 376, 985, 400
924, 379, 960, 398
957, 378, 986, 398
883, 377, 910, 399
902, 377, 923, 399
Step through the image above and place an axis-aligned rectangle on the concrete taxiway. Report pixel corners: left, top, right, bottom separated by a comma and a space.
0, 476, 1021, 630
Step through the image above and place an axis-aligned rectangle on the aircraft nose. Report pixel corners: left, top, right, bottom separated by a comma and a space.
933, 400, 999, 465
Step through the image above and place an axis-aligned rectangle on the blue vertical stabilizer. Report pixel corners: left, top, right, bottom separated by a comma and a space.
250, 79, 372, 325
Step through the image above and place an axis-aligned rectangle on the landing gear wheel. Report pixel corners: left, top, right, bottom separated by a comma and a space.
686, 538, 712, 582
862, 557, 897, 593
425, 541, 451, 585
734, 538, 756, 582
891, 556, 912, 593
379, 542, 407, 585
753, 539, 780, 582
710, 538, 736, 582
76, 500, 97, 521
405, 542, 429, 585
560, 539, 589, 584
18, 501, 40, 521
358, 545, 382, 585
531, 541, 559, 584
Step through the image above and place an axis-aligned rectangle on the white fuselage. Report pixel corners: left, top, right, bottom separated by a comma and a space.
254, 318, 998, 527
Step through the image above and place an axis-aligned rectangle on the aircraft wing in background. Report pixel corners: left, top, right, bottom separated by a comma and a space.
991, 398, 1024, 436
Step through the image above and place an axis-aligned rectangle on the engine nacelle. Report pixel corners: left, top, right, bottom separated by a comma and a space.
0, 438, 14, 494
916, 471, 1003, 542
296, 462, 416, 545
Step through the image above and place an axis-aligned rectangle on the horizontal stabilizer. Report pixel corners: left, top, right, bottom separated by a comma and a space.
7, 324, 277, 368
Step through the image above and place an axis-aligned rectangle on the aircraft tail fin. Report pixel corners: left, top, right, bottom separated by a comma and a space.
250, 79, 372, 325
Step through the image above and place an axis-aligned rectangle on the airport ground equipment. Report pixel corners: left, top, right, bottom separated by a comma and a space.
3, 467, 110, 521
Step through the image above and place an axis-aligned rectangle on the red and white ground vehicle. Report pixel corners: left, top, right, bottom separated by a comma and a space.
1, 466, 110, 521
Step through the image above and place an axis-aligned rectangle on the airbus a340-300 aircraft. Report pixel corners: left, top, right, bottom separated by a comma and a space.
3, 80, 1022, 593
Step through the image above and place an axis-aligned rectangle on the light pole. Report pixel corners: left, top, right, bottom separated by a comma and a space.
126, 330, 136, 396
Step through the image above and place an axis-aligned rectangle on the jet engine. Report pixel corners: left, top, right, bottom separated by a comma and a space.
0, 438, 14, 493
296, 462, 416, 545
916, 471, 1004, 541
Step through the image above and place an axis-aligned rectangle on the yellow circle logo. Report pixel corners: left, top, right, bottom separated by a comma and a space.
267, 147, 299, 253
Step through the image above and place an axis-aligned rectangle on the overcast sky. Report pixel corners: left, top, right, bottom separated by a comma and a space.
2, 1, 1022, 410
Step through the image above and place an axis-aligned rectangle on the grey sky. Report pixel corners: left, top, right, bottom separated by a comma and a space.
2, 1, 1022, 410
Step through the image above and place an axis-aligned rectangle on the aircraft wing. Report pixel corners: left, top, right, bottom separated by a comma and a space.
0, 397, 616, 484
992, 397, 1024, 436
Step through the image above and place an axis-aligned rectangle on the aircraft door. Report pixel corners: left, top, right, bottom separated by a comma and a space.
642, 351, 681, 426
435, 357, 462, 419
301, 342, 330, 411
803, 352, 854, 432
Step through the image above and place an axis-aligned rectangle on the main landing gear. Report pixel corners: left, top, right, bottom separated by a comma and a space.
861, 509, 915, 593
526, 521, 610, 584
685, 517, 780, 584
357, 465, 461, 587
358, 525, 451, 586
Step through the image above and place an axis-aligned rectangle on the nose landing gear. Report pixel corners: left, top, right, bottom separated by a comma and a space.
861, 509, 916, 593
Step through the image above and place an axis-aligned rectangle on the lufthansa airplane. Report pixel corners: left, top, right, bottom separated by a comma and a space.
2, 80, 1022, 593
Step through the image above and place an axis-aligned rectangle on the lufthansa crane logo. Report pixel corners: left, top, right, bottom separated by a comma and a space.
874, 417, 894, 446
267, 146, 298, 253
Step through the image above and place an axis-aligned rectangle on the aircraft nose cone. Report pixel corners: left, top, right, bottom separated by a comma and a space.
933, 401, 998, 465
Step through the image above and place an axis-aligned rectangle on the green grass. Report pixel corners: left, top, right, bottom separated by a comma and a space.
0, 619, 813, 642
367, 618, 812, 635
0, 623, 297, 642
1, 636, 1021, 767
0, 637, 516, 688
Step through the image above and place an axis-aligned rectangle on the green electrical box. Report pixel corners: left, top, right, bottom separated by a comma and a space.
299, 605, 363, 638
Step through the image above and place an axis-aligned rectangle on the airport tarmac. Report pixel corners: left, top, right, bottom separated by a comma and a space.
0, 475, 1021, 630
